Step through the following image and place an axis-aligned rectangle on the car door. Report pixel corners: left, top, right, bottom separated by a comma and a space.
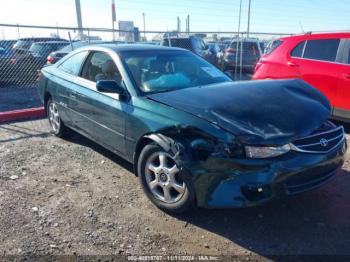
288, 38, 341, 106
333, 39, 350, 119
70, 50, 127, 155
54, 50, 89, 127
282, 40, 304, 78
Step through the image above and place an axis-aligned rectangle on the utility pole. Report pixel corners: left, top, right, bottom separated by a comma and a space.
247, 0, 251, 38
235, 0, 243, 79
177, 16, 180, 32
56, 22, 59, 37
237, 0, 242, 35
143, 12, 146, 40
75, 0, 83, 39
187, 15, 190, 33
112, 0, 116, 41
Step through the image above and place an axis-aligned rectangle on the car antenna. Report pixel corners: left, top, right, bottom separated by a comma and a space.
299, 21, 305, 34
68, 32, 74, 51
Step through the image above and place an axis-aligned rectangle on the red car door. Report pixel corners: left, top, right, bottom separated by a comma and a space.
333, 39, 350, 119
290, 39, 341, 107
281, 40, 304, 79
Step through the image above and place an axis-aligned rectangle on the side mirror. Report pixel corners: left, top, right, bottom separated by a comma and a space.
96, 80, 129, 100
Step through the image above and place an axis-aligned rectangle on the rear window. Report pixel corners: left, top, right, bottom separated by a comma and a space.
229, 41, 260, 55
291, 41, 306, 57
265, 39, 283, 55
163, 39, 192, 50
303, 39, 340, 62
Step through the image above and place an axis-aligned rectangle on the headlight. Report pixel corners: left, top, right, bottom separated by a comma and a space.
245, 144, 291, 159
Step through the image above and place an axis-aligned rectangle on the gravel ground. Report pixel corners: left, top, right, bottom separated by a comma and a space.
1, 119, 350, 260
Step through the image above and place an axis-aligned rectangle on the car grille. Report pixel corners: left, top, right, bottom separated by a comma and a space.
291, 126, 345, 154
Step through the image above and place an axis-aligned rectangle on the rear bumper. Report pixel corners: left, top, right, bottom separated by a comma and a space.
188, 139, 347, 208
223, 58, 257, 69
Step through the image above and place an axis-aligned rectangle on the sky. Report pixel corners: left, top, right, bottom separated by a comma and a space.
0, 0, 349, 39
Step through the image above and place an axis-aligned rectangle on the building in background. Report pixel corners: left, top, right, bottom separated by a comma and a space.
118, 21, 134, 42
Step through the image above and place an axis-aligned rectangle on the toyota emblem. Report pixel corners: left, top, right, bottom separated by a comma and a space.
320, 138, 329, 147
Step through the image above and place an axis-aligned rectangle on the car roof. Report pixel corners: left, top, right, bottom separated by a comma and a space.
281, 32, 350, 41
80, 44, 189, 53
33, 41, 69, 45
18, 37, 63, 41
230, 38, 260, 43
163, 36, 199, 40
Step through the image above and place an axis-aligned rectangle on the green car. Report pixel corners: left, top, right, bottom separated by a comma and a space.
37, 44, 346, 213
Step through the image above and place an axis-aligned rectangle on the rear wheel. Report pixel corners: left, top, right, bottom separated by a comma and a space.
138, 144, 194, 214
47, 98, 67, 137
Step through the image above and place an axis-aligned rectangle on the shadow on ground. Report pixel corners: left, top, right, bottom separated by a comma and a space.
63, 130, 134, 173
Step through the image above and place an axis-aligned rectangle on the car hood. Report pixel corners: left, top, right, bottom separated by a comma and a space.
147, 79, 331, 145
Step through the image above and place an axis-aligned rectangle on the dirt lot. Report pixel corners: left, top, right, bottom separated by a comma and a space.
1, 119, 350, 260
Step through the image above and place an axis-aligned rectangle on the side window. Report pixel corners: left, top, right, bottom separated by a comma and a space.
291, 41, 306, 58
303, 39, 340, 62
58, 51, 88, 75
348, 51, 350, 64
81, 51, 122, 84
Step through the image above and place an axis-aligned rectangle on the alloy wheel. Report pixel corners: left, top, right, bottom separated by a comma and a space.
144, 151, 186, 204
48, 101, 60, 133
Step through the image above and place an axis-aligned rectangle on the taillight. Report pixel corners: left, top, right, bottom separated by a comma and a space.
37, 70, 43, 82
47, 56, 56, 64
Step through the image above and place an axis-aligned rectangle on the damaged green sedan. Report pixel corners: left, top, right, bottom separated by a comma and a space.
38, 44, 347, 213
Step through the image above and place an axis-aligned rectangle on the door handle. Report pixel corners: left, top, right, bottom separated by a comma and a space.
343, 74, 350, 79
287, 61, 299, 67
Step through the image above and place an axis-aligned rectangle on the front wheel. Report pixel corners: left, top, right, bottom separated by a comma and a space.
47, 98, 67, 137
138, 144, 195, 214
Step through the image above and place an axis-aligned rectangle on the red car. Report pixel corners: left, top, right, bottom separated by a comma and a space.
253, 33, 350, 121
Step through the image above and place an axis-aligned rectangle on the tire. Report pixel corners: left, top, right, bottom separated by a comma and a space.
46, 98, 67, 137
138, 144, 195, 214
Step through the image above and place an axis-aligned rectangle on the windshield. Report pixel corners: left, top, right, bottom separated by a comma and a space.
29, 43, 52, 55
121, 50, 231, 94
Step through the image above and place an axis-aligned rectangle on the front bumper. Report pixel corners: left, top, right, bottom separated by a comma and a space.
187, 139, 347, 208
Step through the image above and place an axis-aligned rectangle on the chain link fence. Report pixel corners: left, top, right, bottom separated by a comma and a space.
0, 23, 292, 111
